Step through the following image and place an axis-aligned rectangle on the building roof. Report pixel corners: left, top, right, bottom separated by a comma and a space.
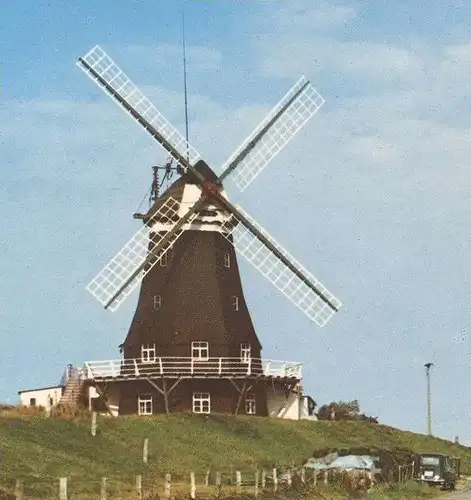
18, 385, 63, 394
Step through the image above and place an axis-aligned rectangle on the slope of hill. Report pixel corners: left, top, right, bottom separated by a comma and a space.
0, 409, 469, 498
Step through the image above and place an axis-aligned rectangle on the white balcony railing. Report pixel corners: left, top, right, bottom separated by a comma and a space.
82, 357, 303, 381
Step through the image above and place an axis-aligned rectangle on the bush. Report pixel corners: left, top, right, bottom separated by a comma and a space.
317, 400, 378, 423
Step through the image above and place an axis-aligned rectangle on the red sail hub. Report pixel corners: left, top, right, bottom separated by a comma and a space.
201, 181, 221, 199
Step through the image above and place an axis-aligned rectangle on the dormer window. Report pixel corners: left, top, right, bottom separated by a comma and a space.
232, 295, 239, 311
141, 344, 156, 363
153, 295, 163, 310
224, 252, 231, 268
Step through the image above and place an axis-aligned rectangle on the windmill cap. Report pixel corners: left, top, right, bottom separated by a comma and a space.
186, 159, 221, 186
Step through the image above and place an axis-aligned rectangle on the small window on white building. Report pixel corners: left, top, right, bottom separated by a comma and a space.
224, 252, 231, 268
159, 252, 168, 267
141, 344, 156, 363
29, 397, 36, 406
191, 341, 209, 360
232, 295, 239, 311
138, 394, 153, 415
245, 394, 256, 415
193, 392, 211, 414
240, 343, 251, 363
153, 295, 163, 310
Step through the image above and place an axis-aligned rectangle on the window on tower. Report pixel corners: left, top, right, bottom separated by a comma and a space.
138, 394, 153, 415
153, 295, 163, 310
193, 392, 211, 414
245, 393, 256, 415
191, 341, 209, 361
232, 295, 239, 311
224, 252, 231, 268
240, 343, 251, 363
141, 344, 156, 363
159, 252, 168, 267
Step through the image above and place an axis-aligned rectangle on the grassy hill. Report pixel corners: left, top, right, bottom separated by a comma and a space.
0, 408, 469, 498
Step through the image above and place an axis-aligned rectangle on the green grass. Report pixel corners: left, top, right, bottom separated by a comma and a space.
365, 480, 443, 499
0, 411, 469, 498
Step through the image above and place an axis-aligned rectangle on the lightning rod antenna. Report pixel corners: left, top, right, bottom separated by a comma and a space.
182, 12, 190, 164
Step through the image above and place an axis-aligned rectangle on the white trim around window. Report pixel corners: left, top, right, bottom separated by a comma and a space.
138, 394, 153, 415
159, 252, 168, 267
240, 342, 251, 363
141, 343, 156, 363
245, 393, 256, 415
191, 341, 209, 360
193, 392, 211, 414
153, 294, 163, 310
232, 295, 239, 311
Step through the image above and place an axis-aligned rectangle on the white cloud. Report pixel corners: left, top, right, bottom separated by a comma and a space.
444, 40, 471, 64
264, 2, 357, 31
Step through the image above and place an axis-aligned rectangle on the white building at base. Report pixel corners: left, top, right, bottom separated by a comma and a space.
18, 385, 64, 411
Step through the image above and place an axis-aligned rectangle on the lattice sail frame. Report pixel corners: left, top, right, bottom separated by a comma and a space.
221, 207, 342, 326
220, 76, 325, 192
86, 197, 198, 312
77, 45, 201, 166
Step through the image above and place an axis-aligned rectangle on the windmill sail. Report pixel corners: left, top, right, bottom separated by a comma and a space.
77, 45, 200, 167
86, 197, 198, 311
221, 206, 341, 326
219, 76, 325, 191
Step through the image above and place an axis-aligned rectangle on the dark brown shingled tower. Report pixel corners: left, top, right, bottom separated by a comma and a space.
118, 164, 268, 415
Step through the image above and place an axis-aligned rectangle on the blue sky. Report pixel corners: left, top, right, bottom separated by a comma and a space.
1, 0, 470, 444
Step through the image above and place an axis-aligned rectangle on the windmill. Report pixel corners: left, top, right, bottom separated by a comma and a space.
77, 45, 342, 417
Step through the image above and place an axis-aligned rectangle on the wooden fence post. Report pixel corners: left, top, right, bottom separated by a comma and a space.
143, 438, 149, 464
190, 472, 196, 500
164, 473, 171, 499
100, 477, 107, 500
287, 468, 292, 488
368, 471, 373, 486
324, 470, 328, 485
59, 477, 67, 500
301, 467, 305, 484
135, 475, 142, 500
254, 469, 259, 498
261, 469, 266, 489
216, 471, 221, 488
313, 470, 317, 487
205, 469, 210, 486
14, 479, 23, 500
272, 468, 278, 493
91, 411, 97, 436
236, 471, 242, 494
